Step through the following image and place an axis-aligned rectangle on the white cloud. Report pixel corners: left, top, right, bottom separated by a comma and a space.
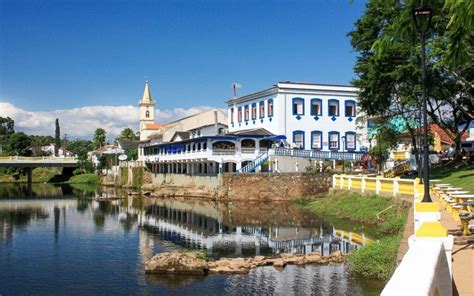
0, 101, 222, 139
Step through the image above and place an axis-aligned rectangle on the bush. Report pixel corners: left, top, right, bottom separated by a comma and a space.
348, 236, 400, 280
31, 168, 58, 182
68, 173, 99, 184
132, 167, 143, 191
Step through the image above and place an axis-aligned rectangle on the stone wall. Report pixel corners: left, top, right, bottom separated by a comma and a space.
108, 162, 332, 201
218, 173, 332, 201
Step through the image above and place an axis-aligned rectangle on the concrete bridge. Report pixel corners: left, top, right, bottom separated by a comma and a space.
0, 156, 78, 185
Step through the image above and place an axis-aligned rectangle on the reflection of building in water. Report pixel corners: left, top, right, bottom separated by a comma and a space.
140, 204, 365, 257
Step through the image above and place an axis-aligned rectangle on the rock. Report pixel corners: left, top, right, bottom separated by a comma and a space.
304, 253, 322, 264
252, 255, 269, 266
145, 251, 346, 275
273, 258, 286, 268
208, 258, 251, 274
281, 254, 305, 264
144, 252, 209, 275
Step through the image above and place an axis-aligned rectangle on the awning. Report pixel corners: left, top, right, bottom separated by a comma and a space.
261, 135, 287, 141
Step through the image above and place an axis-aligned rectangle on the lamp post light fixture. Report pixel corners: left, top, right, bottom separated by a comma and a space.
413, 6, 433, 202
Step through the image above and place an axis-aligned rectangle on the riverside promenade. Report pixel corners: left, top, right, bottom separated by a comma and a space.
437, 199, 473, 296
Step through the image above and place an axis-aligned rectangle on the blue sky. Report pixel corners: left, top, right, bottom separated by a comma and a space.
1, 0, 366, 111
0, 0, 367, 138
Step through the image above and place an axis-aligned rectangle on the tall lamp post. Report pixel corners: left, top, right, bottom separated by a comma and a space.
342, 136, 346, 173
413, 6, 433, 202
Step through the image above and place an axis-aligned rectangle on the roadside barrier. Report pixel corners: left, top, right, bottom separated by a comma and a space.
332, 174, 422, 198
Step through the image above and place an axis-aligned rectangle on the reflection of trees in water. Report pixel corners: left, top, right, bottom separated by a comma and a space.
93, 212, 105, 228
0, 207, 49, 227
0, 183, 71, 198
0, 207, 49, 244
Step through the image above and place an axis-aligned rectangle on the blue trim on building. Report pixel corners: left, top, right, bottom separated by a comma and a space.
251, 103, 257, 120
259, 101, 265, 118
292, 97, 305, 116
328, 99, 339, 117
292, 130, 305, 149
345, 100, 356, 117
345, 131, 357, 151
328, 131, 340, 151
310, 98, 323, 116
268, 99, 274, 117
310, 131, 323, 150
244, 105, 249, 122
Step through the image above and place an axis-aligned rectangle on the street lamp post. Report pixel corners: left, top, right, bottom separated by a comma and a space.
342, 136, 345, 173
413, 6, 433, 202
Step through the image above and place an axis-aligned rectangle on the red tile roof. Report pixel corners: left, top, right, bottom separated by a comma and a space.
429, 124, 468, 144
146, 123, 163, 129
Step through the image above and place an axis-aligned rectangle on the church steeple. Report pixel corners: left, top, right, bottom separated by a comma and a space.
140, 80, 153, 104
139, 80, 155, 139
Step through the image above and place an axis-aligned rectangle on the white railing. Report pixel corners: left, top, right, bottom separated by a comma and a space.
212, 149, 236, 155
0, 156, 78, 162
332, 174, 420, 197
271, 148, 364, 161
381, 240, 452, 296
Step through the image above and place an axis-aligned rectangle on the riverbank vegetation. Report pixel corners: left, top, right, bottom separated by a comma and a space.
67, 173, 99, 185
298, 190, 408, 281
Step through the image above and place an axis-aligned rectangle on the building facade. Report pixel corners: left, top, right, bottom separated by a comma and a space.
138, 81, 368, 174
227, 82, 368, 152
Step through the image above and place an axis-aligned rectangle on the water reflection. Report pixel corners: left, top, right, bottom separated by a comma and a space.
0, 183, 381, 295
140, 200, 364, 259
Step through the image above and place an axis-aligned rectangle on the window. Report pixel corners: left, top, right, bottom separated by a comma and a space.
345, 132, 356, 150
293, 130, 305, 149
145, 110, 150, 118
238, 107, 242, 122
292, 98, 304, 115
251, 103, 257, 120
259, 101, 265, 118
329, 132, 340, 150
268, 99, 274, 117
311, 99, 322, 116
311, 131, 322, 150
345, 100, 356, 117
328, 99, 339, 116
230, 108, 234, 123
244, 105, 249, 121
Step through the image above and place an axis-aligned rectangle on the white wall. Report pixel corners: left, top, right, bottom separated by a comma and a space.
228, 96, 280, 134
227, 84, 368, 152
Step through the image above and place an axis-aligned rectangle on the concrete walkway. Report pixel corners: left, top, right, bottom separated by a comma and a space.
438, 201, 473, 296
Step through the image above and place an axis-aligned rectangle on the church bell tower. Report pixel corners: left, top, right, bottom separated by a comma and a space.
139, 80, 155, 136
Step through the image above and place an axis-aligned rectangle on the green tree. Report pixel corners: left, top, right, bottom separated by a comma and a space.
54, 118, 61, 156
349, 0, 473, 160
0, 117, 14, 136
0, 117, 15, 155
93, 128, 107, 149
5, 132, 32, 156
115, 128, 139, 142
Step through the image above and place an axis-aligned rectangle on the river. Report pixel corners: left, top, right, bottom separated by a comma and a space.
0, 183, 382, 295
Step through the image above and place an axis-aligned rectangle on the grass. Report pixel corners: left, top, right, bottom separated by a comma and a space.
298, 190, 408, 281
347, 235, 401, 280
0, 168, 59, 183
67, 173, 100, 184
429, 164, 474, 193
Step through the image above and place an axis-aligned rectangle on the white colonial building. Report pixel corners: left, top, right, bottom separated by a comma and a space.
138, 81, 369, 174
227, 82, 368, 152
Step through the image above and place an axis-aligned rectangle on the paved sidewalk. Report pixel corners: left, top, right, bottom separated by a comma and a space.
438, 202, 473, 296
